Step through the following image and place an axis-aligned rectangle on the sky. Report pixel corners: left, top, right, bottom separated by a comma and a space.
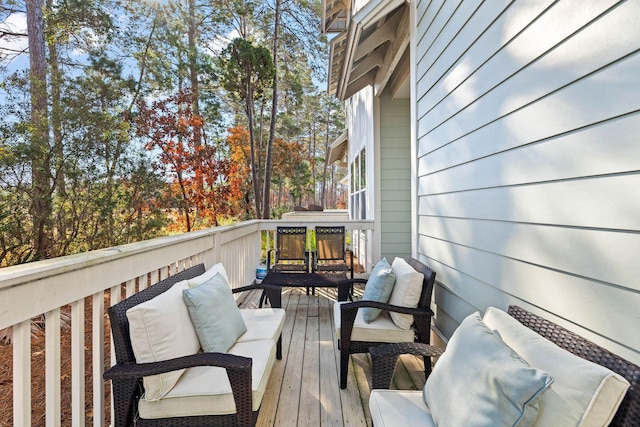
0, 10, 28, 72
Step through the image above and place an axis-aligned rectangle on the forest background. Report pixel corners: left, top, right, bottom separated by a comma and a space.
0, 0, 346, 268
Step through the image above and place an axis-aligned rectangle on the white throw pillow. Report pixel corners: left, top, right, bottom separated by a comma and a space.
424, 312, 553, 427
188, 263, 230, 288
483, 307, 630, 427
126, 280, 201, 401
387, 257, 424, 329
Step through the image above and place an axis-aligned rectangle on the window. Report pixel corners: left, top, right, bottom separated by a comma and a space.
349, 149, 367, 220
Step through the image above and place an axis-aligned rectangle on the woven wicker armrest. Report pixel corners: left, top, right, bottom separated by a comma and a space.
103, 352, 252, 380
369, 342, 444, 389
233, 283, 282, 294
339, 300, 435, 317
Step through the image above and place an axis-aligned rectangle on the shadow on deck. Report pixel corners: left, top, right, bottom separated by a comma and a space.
240, 285, 428, 427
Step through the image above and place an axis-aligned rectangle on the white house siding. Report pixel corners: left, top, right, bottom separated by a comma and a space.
379, 91, 412, 261
413, 0, 640, 364
346, 86, 379, 265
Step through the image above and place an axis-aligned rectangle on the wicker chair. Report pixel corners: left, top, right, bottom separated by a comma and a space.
336, 257, 436, 389
104, 264, 282, 427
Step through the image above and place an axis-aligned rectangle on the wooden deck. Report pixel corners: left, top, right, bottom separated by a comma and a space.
238, 285, 429, 427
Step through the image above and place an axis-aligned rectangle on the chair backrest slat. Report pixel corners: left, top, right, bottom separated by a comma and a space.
316, 226, 346, 261
276, 226, 307, 261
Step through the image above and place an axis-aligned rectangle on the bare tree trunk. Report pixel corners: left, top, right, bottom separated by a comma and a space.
261, 0, 281, 219
246, 84, 262, 218
48, 14, 66, 256
27, 0, 52, 261
188, 0, 201, 146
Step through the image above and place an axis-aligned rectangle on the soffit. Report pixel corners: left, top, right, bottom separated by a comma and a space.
322, 0, 350, 33
328, 0, 410, 101
327, 131, 348, 166
328, 33, 348, 96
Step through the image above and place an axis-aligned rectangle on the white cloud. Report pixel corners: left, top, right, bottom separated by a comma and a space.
207, 29, 241, 55
1, 12, 29, 64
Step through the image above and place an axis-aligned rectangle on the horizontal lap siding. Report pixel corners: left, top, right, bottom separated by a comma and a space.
415, 0, 640, 363
380, 93, 411, 261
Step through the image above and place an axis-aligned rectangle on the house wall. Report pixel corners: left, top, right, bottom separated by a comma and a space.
346, 86, 379, 265
379, 91, 412, 261
413, 0, 640, 364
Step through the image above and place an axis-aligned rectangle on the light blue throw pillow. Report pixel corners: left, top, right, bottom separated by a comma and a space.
361, 258, 396, 323
182, 273, 247, 353
424, 312, 553, 427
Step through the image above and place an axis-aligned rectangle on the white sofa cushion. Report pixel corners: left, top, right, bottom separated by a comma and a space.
183, 273, 247, 353
370, 390, 435, 427
237, 308, 286, 343
334, 302, 415, 343
361, 258, 396, 322
126, 280, 200, 401
387, 257, 424, 329
483, 307, 630, 427
138, 339, 276, 418
424, 312, 553, 427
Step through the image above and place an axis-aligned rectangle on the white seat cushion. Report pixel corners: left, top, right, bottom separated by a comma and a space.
483, 307, 630, 427
387, 257, 424, 329
126, 280, 200, 401
138, 339, 276, 418
369, 390, 435, 427
334, 302, 415, 343
237, 308, 286, 343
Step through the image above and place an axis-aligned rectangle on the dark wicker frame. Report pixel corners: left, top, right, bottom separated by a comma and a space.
338, 257, 436, 389
103, 263, 283, 427
369, 306, 640, 426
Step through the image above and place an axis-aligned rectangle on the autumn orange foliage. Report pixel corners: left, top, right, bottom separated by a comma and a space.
135, 91, 231, 231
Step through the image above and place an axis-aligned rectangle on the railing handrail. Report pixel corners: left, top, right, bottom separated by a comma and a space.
0, 219, 373, 330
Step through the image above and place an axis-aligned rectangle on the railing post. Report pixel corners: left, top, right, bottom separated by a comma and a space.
72, 299, 85, 427
46, 308, 61, 427
13, 319, 31, 427
92, 292, 105, 427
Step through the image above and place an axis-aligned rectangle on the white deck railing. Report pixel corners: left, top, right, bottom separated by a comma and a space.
0, 218, 373, 427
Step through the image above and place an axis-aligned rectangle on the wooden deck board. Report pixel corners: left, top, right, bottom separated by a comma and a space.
241, 287, 424, 426
319, 295, 343, 427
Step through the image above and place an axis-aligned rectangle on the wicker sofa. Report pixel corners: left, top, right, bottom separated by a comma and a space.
369, 305, 640, 427
103, 263, 285, 427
